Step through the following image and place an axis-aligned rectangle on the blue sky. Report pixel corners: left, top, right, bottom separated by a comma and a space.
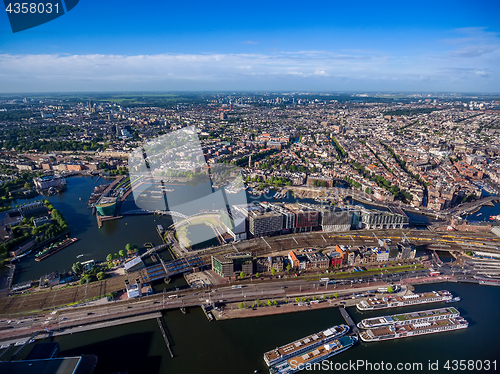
1, 0, 499, 93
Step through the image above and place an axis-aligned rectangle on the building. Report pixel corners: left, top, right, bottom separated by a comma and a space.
243, 205, 282, 237
376, 249, 390, 262
125, 278, 142, 298
305, 252, 329, 269
266, 203, 296, 233
40, 271, 60, 288
33, 174, 66, 191
319, 207, 352, 232
220, 209, 247, 241
335, 245, 353, 265
398, 242, 416, 260
285, 203, 319, 232
288, 250, 300, 268
124, 256, 145, 272
212, 252, 253, 278
19, 201, 48, 218
254, 256, 284, 273
360, 210, 408, 229
325, 251, 343, 268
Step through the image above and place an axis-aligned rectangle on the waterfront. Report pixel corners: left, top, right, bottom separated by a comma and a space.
9, 176, 446, 285
36, 281, 500, 373
11, 176, 175, 284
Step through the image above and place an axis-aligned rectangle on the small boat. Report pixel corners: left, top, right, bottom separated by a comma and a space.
445, 297, 461, 303
477, 213, 482, 216
77, 254, 84, 258
180, 307, 186, 314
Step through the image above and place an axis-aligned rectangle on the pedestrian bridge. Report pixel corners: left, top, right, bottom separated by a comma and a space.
122, 209, 188, 219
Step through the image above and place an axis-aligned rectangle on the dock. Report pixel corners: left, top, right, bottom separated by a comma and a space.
201, 304, 214, 321
156, 317, 174, 358
339, 307, 359, 335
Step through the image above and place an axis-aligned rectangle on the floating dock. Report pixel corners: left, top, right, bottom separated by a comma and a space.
339, 307, 359, 335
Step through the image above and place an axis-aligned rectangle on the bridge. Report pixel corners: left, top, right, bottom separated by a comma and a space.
443, 195, 500, 215
122, 209, 188, 219
140, 243, 170, 259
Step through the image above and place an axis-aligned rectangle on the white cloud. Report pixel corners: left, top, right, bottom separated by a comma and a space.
0, 44, 498, 92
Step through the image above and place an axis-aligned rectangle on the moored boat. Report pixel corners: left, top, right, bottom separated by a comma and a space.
356, 290, 453, 311
35, 238, 78, 262
269, 335, 357, 374
359, 317, 468, 342
357, 307, 460, 329
263, 325, 349, 367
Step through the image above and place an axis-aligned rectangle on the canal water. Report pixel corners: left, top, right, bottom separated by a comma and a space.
40, 282, 499, 374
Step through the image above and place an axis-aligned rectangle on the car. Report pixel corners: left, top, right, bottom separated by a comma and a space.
61, 317, 67, 320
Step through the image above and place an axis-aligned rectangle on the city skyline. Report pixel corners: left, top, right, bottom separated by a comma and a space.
1, 0, 500, 93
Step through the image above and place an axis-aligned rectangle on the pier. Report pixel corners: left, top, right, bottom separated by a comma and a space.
201, 304, 214, 321
157, 317, 174, 358
339, 307, 359, 335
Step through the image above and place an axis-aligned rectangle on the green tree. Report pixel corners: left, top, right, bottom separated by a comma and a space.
125, 243, 132, 253
72, 262, 83, 274
238, 302, 245, 309
271, 268, 276, 276
295, 297, 300, 303
255, 272, 260, 278
334, 293, 339, 298
133, 244, 139, 254
106, 254, 113, 262
239, 271, 245, 279
387, 286, 394, 293
96, 272, 106, 281
267, 300, 273, 307
286, 264, 291, 272
273, 300, 278, 306
119, 249, 125, 258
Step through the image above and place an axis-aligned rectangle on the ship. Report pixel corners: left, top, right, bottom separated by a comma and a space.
357, 307, 460, 329
359, 316, 468, 342
263, 325, 349, 367
35, 238, 78, 262
269, 336, 357, 374
489, 215, 500, 221
356, 290, 453, 311
95, 196, 118, 216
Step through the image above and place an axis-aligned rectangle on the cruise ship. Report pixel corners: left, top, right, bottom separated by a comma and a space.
263, 325, 349, 367
269, 336, 357, 374
359, 316, 468, 342
357, 307, 460, 329
356, 290, 453, 311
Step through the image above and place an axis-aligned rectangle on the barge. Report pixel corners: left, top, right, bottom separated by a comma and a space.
35, 238, 78, 262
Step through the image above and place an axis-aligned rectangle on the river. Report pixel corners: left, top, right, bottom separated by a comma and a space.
37, 282, 500, 374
